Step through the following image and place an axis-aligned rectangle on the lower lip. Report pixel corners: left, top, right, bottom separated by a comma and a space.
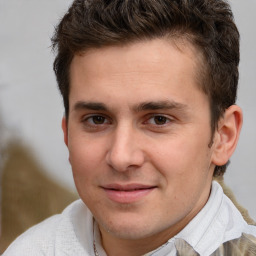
103, 188, 155, 204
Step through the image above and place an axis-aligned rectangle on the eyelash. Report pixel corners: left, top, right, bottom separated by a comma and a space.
81, 114, 174, 131
82, 115, 111, 126
145, 115, 172, 126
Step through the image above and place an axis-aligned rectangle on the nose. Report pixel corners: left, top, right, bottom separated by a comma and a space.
106, 125, 145, 172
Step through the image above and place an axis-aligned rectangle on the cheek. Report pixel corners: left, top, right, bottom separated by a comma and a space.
68, 138, 104, 188
150, 138, 212, 210
69, 135, 105, 165
68, 140, 104, 203
148, 134, 212, 180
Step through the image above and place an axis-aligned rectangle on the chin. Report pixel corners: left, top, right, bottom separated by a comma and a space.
97, 215, 166, 240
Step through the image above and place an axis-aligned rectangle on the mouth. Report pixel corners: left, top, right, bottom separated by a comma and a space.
101, 184, 157, 203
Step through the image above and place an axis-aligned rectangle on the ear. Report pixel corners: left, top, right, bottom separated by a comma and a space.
62, 117, 69, 147
211, 105, 243, 166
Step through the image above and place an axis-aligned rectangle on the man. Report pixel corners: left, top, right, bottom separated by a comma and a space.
4, 0, 256, 255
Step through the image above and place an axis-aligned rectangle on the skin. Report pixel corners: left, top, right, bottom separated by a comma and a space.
62, 38, 242, 256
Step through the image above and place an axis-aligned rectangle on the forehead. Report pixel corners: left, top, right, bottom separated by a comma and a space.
69, 38, 208, 110
73, 37, 202, 72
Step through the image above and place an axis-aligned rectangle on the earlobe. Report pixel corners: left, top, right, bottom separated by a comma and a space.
211, 105, 243, 166
62, 117, 69, 146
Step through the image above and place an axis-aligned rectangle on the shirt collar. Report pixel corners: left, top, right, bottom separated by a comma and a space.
145, 181, 225, 255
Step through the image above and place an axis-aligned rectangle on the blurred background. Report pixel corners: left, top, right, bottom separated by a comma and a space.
0, 0, 255, 252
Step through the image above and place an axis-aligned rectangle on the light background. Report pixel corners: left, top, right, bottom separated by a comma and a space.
0, 0, 255, 219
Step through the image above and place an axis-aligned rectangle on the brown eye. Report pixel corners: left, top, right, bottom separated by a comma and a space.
81, 114, 111, 132
92, 116, 106, 124
153, 116, 167, 125
146, 115, 172, 126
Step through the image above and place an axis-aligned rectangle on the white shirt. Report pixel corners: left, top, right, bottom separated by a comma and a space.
3, 181, 256, 256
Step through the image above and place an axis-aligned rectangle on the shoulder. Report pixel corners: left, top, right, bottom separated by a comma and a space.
3, 214, 60, 255
180, 181, 256, 255
212, 233, 256, 255
3, 200, 94, 256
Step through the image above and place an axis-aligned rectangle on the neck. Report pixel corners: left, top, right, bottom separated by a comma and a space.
100, 229, 175, 256
98, 213, 197, 256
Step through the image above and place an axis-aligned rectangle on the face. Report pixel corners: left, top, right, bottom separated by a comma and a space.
64, 39, 218, 248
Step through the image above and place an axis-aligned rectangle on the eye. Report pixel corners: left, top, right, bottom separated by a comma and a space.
82, 114, 111, 127
147, 115, 171, 125
89, 115, 107, 125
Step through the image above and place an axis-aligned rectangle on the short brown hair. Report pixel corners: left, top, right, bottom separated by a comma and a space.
52, 0, 240, 176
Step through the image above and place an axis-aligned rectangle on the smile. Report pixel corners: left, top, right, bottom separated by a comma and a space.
101, 184, 157, 204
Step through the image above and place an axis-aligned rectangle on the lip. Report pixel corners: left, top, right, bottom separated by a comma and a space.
101, 184, 157, 204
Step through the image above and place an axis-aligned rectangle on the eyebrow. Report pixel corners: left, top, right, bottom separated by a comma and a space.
72, 100, 188, 113
73, 101, 108, 112
133, 100, 188, 112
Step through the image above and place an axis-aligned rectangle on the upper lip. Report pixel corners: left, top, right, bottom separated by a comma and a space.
101, 184, 157, 191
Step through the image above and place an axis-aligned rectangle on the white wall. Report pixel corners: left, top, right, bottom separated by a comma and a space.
0, 0, 255, 219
